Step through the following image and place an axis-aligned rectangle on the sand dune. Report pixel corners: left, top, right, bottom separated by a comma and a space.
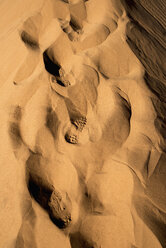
0, 0, 166, 247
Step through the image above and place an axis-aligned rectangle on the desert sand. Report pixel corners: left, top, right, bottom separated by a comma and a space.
0, 0, 166, 247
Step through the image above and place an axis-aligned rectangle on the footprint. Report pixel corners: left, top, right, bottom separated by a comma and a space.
49, 66, 76, 96
48, 190, 72, 229
71, 116, 87, 132
59, 68, 72, 86
59, 18, 81, 42
65, 131, 79, 144
65, 116, 90, 145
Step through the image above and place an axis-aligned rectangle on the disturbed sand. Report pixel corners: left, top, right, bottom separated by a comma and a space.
0, 0, 166, 247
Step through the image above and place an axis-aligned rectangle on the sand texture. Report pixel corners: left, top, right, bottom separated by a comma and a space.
0, 0, 166, 247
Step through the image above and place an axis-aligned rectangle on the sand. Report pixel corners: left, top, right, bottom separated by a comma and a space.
0, 0, 166, 247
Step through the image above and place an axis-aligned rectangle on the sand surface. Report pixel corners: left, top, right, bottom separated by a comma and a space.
0, 0, 166, 247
